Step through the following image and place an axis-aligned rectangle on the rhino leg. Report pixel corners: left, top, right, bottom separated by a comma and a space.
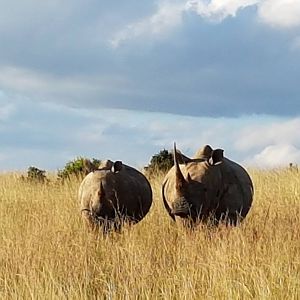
214, 210, 243, 226
81, 209, 98, 230
100, 218, 119, 234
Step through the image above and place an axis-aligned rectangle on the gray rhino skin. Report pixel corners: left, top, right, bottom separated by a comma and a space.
162, 144, 253, 225
79, 160, 152, 231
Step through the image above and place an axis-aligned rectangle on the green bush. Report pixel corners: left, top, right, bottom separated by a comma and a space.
145, 149, 173, 176
22, 166, 48, 183
58, 157, 101, 181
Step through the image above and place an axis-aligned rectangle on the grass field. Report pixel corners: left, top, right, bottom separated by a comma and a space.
0, 168, 300, 299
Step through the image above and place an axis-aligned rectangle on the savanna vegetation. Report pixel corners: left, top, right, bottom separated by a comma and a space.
0, 166, 300, 299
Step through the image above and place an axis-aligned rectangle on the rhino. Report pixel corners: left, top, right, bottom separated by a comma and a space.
162, 144, 253, 225
79, 160, 152, 232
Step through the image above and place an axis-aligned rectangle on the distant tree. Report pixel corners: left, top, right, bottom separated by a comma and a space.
145, 149, 173, 176
21, 166, 48, 183
58, 157, 101, 181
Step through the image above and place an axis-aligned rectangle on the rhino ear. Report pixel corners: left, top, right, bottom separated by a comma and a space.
209, 149, 224, 166
112, 161, 123, 173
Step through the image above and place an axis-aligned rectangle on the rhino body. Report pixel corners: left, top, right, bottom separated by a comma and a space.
162, 145, 253, 225
79, 160, 152, 232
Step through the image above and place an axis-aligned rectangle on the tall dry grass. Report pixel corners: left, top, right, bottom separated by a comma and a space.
0, 168, 300, 299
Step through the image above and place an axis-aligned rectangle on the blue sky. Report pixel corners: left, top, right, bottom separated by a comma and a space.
1, 0, 300, 171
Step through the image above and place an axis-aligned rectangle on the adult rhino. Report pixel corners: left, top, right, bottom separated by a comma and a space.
79, 160, 152, 232
162, 144, 253, 225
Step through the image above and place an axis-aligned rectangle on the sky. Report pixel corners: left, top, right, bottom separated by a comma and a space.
0, 0, 300, 171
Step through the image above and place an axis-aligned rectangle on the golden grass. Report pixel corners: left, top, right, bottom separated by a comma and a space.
0, 169, 300, 299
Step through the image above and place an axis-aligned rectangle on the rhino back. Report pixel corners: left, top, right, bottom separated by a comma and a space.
218, 158, 253, 218
79, 165, 152, 223
115, 165, 152, 219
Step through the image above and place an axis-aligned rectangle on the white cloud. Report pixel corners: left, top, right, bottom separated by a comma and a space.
187, 0, 300, 29
110, 0, 300, 47
186, 0, 260, 21
235, 118, 300, 152
235, 117, 300, 167
249, 144, 300, 168
258, 0, 300, 28
110, 1, 186, 48
110, 0, 262, 48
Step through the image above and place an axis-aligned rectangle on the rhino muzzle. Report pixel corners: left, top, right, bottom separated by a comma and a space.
171, 197, 191, 217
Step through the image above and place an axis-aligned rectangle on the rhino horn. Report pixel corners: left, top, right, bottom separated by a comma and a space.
173, 143, 186, 192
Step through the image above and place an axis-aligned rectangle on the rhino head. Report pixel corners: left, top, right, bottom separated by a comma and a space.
162, 143, 224, 222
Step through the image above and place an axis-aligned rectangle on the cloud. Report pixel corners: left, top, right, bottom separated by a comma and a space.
250, 144, 300, 168
235, 117, 300, 167
0, 66, 133, 107
186, 0, 300, 29
1, 1, 300, 173
110, 0, 261, 47
110, 1, 185, 48
1, 94, 300, 171
110, 0, 300, 49
235, 118, 300, 152
110, 0, 300, 48
0, 0, 300, 164
0, 1, 299, 119
258, 0, 300, 28
186, 0, 260, 22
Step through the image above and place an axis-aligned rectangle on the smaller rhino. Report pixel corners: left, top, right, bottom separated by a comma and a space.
79, 160, 152, 232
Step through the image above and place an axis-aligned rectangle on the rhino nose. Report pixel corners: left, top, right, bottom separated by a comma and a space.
171, 197, 190, 215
